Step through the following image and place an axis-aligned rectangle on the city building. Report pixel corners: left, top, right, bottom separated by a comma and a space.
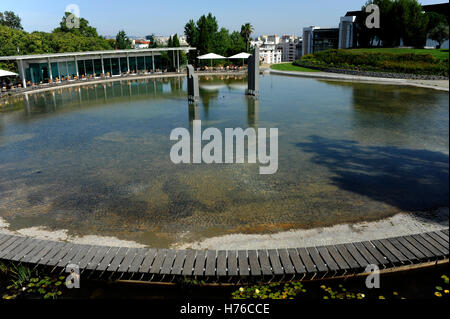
277, 35, 302, 61
0, 47, 195, 88
338, 16, 356, 49
302, 26, 339, 55
132, 39, 150, 49
251, 36, 282, 64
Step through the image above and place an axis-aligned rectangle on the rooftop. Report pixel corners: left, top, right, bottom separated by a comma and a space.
0, 47, 196, 61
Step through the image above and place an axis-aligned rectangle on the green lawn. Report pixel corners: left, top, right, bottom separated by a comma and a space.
347, 48, 449, 60
270, 63, 319, 72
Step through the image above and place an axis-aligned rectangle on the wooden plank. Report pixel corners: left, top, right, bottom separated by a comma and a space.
419, 233, 448, 255
47, 244, 75, 266
307, 247, 328, 273
378, 239, 409, 263
216, 250, 227, 277
361, 241, 389, 265
435, 230, 449, 243
335, 244, 360, 270
139, 248, 157, 273
181, 250, 196, 276
0, 236, 27, 258
297, 247, 316, 273
13, 239, 46, 262
57, 245, 83, 267
70, 245, 93, 266
287, 248, 306, 274
227, 250, 238, 276
387, 238, 417, 262
247, 250, 261, 276
160, 249, 176, 275
410, 234, 442, 257
353, 242, 379, 265
427, 232, 449, 249
96, 247, 119, 271
370, 240, 400, 265
396, 236, 426, 260
28, 241, 60, 264
404, 236, 435, 259
5, 238, 36, 260
107, 247, 129, 272
149, 249, 167, 274
86, 246, 110, 270
193, 250, 206, 276
205, 250, 216, 276
77, 246, 100, 269
238, 250, 250, 276
0, 236, 18, 254
128, 248, 148, 273
326, 245, 349, 270
257, 250, 272, 276
442, 229, 449, 236
278, 249, 295, 275
118, 248, 138, 273
171, 250, 186, 275
344, 243, 369, 268
39, 242, 67, 265
316, 246, 339, 272
267, 249, 283, 275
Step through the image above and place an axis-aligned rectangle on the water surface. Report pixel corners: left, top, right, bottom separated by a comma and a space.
0, 74, 448, 247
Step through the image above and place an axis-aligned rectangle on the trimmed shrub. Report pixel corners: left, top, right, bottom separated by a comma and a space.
295, 49, 448, 77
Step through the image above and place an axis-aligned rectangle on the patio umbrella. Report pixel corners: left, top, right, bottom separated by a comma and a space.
197, 53, 227, 67
228, 52, 251, 66
0, 69, 18, 77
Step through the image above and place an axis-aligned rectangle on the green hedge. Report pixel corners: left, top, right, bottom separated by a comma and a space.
295, 49, 449, 77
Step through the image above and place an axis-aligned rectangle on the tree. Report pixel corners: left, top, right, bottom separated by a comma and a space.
54, 12, 98, 37
0, 11, 23, 30
115, 30, 132, 49
429, 23, 449, 49
240, 23, 254, 51
359, 0, 431, 48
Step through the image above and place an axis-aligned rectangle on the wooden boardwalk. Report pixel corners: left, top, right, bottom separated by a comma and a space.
0, 229, 448, 283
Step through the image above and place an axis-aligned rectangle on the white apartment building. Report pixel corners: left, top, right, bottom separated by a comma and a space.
251, 36, 282, 64
277, 35, 303, 62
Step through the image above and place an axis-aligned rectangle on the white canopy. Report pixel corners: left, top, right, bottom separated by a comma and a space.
228, 52, 251, 59
0, 69, 18, 77
197, 53, 226, 60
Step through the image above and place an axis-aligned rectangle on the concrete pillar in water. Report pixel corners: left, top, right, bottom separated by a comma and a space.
186, 64, 199, 103
247, 47, 260, 96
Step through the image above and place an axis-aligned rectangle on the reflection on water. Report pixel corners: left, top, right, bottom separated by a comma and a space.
0, 74, 448, 247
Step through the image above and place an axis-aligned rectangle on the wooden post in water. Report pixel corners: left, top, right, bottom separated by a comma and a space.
187, 64, 199, 103
247, 47, 260, 97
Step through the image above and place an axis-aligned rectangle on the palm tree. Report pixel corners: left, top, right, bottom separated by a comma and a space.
240, 23, 254, 52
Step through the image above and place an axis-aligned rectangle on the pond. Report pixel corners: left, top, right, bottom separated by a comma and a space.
0, 74, 448, 247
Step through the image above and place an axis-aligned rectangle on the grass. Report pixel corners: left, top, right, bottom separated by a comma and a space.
270, 63, 319, 72
347, 48, 449, 60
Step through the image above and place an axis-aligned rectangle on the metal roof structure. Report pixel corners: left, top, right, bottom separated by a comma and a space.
0, 47, 196, 61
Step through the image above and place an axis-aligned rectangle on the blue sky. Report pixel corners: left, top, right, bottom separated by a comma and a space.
1, 0, 442, 37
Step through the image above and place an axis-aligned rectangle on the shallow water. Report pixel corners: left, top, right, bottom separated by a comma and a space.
0, 74, 448, 247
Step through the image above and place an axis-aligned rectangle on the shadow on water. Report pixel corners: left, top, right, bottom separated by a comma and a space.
296, 135, 449, 224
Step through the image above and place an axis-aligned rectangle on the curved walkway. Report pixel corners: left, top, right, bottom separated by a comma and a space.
269, 69, 449, 92
0, 229, 447, 283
